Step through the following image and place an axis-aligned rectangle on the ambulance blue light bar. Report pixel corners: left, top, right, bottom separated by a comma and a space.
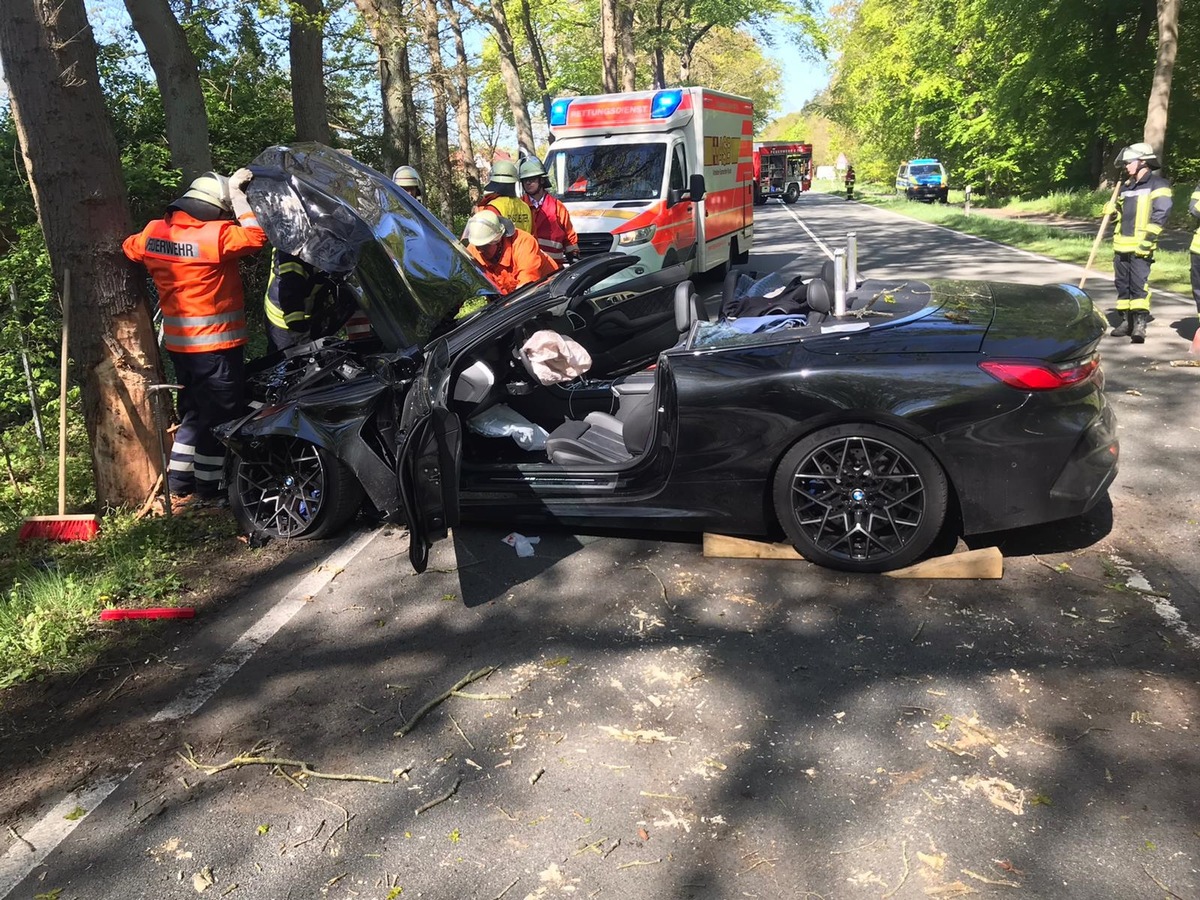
650, 90, 683, 119
549, 98, 573, 127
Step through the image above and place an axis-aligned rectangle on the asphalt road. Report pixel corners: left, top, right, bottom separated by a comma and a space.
3, 195, 1198, 900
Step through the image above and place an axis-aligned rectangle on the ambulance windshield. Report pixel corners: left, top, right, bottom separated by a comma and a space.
545, 144, 667, 202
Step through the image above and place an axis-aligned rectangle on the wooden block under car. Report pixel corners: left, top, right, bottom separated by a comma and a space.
701, 534, 1003, 579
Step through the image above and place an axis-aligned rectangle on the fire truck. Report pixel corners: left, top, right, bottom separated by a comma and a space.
752, 141, 813, 204
543, 87, 754, 285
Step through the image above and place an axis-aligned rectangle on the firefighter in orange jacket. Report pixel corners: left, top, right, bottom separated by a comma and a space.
463, 209, 559, 296
123, 169, 267, 504
519, 158, 579, 263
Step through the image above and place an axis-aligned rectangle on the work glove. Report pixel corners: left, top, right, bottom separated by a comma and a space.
565, 247, 580, 264
1102, 201, 1116, 217
1136, 239, 1156, 258
229, 167, 255, 221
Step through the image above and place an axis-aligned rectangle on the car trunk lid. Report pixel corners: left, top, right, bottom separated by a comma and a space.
980, 282, 1106, 361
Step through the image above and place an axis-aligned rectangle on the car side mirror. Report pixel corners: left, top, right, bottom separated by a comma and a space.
688, 173, 706, 202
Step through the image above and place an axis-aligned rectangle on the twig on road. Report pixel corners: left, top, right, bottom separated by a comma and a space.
882, 841, 909, 899
394, 666, 497, 738
179, 746, 392, 784
415, 774, 463, 816
6, 825, 35, 852
1142, 863, 1184, 899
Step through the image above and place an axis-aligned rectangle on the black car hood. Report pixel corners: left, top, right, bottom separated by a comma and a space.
245, 143, 498, 352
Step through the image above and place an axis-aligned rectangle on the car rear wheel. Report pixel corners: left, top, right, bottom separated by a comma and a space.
772, 424, 948, 573
229, 437, 364, 540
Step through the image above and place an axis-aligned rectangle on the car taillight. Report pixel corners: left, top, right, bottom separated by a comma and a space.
979, 354, 1100, 390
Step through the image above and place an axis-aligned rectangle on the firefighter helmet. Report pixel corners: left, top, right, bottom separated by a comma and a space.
392, 165, 423, 194
181, 172, 232, 212
519, 158, 547, 180
464, 209, 514, 246
487, 161, 519, 186
1116, 142, 1159, 168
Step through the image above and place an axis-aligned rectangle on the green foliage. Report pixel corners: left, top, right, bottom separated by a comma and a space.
0, 504, 237, 689
826, 0, 1200, 194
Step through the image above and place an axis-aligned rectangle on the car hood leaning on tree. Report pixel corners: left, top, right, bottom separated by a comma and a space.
244, 143, 499, 353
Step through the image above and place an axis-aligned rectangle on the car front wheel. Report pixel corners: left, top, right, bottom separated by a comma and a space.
772, 424, 948, 573
229, 437, 364, 540
783, 184, 800, 203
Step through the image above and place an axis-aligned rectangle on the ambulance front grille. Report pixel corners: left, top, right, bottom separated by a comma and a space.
577, 233, 615, 256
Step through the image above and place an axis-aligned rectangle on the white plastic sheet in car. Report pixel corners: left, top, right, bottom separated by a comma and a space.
520, 330, 592, 385
468, 403, 549, 450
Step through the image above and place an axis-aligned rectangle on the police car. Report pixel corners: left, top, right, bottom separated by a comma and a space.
895, 158, 948, 203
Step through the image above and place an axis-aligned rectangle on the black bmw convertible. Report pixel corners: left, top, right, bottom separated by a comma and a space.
218, 144, 1118, 574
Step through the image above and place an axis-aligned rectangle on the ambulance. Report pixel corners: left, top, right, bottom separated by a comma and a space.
543, 87, 754, 285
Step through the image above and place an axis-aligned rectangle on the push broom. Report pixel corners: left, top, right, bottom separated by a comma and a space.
18, 270, 101, 542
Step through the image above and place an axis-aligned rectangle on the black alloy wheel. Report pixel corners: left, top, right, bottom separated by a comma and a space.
229, 437, 364, 540
773, 424, 948, 573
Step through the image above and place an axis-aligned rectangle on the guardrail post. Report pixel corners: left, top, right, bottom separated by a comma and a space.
964, 184, 972, 214
834, 249, 847, 317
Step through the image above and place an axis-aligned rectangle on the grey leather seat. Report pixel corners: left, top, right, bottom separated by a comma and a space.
544, 393, 656, 466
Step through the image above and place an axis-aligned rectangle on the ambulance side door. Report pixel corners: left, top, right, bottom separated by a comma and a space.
667, 142, 697, 257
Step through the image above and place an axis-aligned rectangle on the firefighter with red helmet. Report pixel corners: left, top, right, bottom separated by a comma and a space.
123, 169, 267, 504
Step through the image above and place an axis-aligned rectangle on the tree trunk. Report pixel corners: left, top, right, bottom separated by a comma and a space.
401, 39, 422, 169
679, 24, 712, 85
601, 0, 618, 93
0, 0, 164, 510
289, 0, 332, 143
518, 0, 553, 127
121, 0, 211, 181
618, 1, 636, 92
353, 0, 415, 173
442, 0, 481, 198
652, 0, 666, 88
419, 0, 453, 221
1143, 0, 1179, 161
463, 0, 535, 154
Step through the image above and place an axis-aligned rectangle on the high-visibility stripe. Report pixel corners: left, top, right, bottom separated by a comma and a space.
169, 459, 193, 472
163, 311, 245, 328
165, 327, 248, 350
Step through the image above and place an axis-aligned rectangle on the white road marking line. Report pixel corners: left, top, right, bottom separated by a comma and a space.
1110, 555, 1200, 653
779, 201, 834, 259
0, 773, 127, 898
151, 526, 380, 723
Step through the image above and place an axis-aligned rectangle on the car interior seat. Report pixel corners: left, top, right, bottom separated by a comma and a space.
543, 396, 655, 466
806, 279, 832, 325
674, 280, 703, 337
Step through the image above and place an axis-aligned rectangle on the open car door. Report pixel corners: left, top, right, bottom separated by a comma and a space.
397, 338, 462, 573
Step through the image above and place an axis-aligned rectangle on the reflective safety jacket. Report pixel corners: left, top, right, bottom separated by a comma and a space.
264, 248, 336, 333
466, 228, 560, 295
479, 193, 533, 235
124, 209, 267, 353
524, 192, 578, 262
1189, 183, 1200, 254
1113, 170, 1172, 256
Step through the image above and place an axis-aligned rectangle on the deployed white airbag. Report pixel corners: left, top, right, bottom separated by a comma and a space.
520, 330, 592, 385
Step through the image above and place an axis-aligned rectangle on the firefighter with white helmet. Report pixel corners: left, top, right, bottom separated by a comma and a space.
392, 165, 424, 200
462, 208, 558, 296
1106, 142, 1173, 343
520, 157, 579, 263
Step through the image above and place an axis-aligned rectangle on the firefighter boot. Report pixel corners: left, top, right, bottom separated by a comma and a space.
1130, 310, 1148, 343
1111, 311, 1132, 337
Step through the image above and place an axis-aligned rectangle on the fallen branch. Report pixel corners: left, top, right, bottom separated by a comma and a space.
6, 824, 35, 852
617, 858, 662, 870
962, 868, 1019, 887
395, 666, 498, 738
491, 877, 520, 900
451, 690, 512, 701
178, 747, 392, 784
415, 774, 463, 816
882, 841, 909, 899
1142, 863, 1184, 899
135, 474, 164, 520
